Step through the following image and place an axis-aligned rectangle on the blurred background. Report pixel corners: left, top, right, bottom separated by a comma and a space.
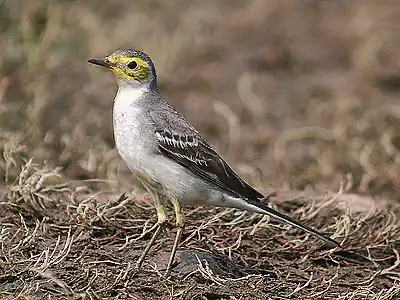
1, 0, 399, 200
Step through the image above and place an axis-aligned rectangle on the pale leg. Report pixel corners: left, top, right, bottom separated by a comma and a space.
165, 197, 184, 276
135, 193, 167, 270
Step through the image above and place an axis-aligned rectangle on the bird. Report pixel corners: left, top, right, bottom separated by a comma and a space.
87, 49, 340, 275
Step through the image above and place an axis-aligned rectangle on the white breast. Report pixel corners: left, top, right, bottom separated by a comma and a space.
112, 86, 152, 174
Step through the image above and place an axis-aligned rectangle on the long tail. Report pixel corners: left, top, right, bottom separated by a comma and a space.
247, 199, 341, 248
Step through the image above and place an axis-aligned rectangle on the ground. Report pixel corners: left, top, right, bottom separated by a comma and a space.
0, 0, 399, 299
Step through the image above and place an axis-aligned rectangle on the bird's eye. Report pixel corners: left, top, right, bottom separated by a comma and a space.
127, 61, 138, 69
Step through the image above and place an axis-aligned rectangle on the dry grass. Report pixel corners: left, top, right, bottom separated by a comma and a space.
1, 0, 400, 299
0, 158, 399, 299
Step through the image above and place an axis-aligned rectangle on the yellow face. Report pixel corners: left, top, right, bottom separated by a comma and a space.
87, 52, 150, 83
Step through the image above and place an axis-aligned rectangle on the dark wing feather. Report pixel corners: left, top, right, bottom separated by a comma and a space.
154, 128, 264, 200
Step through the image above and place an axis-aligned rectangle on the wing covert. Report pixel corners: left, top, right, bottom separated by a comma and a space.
155, 129, 264, 200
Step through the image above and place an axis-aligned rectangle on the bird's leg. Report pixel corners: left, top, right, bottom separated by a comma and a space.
165, 197, 184, 276
135, 194, 167, 270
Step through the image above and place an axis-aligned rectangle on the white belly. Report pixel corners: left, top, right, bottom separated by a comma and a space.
112, 88, 159, 191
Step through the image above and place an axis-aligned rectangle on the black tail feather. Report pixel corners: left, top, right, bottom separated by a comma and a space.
247, 199, 341, 248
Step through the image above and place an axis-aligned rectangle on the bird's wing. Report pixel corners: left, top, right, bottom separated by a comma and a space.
154, 128, 264, 200
149, 103, 264, 200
